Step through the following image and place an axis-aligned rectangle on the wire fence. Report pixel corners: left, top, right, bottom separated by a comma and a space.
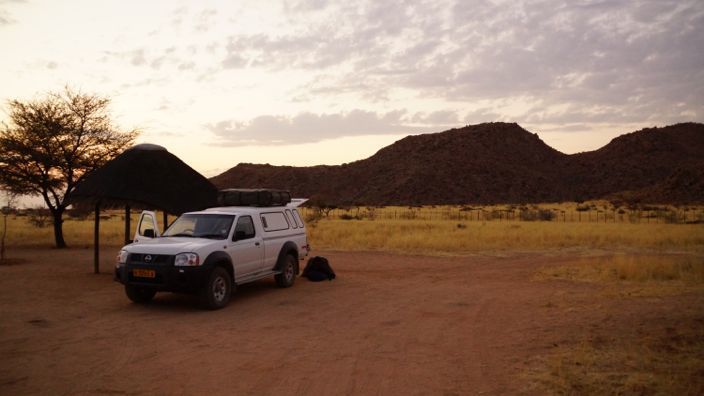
300, 206, 704, 224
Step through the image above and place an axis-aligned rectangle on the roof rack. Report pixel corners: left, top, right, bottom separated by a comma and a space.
217, 189, 291, 207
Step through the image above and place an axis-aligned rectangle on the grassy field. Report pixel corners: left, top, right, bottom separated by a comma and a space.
306, 219, 704, 255
300, 201, 704, 254
2, 214, 140, 248
531, 328, 704, 395
535, 254, 704, 302
531, 254, 704, 394
302, 201, 704, 224
537, 254, 704, 286
2, 203, 704, 254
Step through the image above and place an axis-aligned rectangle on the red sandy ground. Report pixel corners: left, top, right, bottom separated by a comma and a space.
0, 248, 702, 395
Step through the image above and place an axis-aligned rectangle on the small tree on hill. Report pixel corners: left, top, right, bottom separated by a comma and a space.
0, 88, 138, 248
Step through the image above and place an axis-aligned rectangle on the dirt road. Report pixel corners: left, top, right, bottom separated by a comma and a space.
0, 248, 701, 395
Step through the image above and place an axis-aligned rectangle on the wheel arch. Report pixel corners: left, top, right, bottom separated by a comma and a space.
275, 241, 299, 274
202, 251, 235, 282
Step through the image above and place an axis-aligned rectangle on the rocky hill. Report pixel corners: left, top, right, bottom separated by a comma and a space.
210, 122, 704, 205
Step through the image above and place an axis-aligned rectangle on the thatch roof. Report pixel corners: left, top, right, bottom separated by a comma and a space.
70, 143, 217, 214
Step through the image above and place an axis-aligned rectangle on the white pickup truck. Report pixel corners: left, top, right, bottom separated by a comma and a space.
114, 200, 309, 309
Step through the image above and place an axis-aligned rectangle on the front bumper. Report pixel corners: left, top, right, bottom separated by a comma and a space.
115, 263, 210, 293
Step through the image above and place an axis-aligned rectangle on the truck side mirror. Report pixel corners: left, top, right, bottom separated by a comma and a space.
143, 229, 155, 238
234, 230, 246, 241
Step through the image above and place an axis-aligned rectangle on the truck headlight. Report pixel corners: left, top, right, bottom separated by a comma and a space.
116, 250, 129, 266
175, 252, 199, 266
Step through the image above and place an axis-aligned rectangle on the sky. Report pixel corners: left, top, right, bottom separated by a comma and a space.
1, 0, 703, 180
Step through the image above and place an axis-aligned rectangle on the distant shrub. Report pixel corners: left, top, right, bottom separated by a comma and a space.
482, 210, 503, 220
662, 211, 679, 224
305, 211, 323, 226
399, 211, 417, 220
519, 210, 535, 221
27, 208, 51, 228
67, 208, 91, 220
609, 199, 624, 208
520, 209, 556, 221
539, 209, 556, 221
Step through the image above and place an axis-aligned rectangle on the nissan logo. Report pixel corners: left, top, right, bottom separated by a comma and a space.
144, 255, 152, 263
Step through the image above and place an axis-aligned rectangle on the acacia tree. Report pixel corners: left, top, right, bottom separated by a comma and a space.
0, 88, 138, 248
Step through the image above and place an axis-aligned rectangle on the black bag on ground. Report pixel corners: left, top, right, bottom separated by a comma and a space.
302, 256, 336, 281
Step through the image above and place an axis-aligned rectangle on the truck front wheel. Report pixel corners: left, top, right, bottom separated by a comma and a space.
275, 254, 297, 288
200, 266, 232, 310
125, 285, 156, 304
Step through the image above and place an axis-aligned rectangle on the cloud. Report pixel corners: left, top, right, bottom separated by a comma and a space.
209, 109, 429, 145
221, 2, 443, 72
284, 0, 330, 12
0, 11, 12, 25
0, 0, 25, 25
411, 110, 460, 125
130, 49, 146, 66
106, 46, 203, 73
178, 61, 195, 70
215, 0, 702, 130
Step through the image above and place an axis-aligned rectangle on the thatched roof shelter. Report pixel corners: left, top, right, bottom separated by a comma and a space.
71, 143, 217, 214
70, 143, 218, 273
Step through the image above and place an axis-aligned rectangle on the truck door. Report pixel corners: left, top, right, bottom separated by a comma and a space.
227, 215, 264, 279
134, 211, 160, 243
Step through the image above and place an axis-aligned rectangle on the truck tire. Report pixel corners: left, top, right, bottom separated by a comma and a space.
275, 254, 297, 288
125, 285, 156, 304
200, 266, 232, 310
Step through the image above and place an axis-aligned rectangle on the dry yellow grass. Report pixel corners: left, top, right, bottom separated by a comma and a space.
535, 254, 704, 297
307, 219, 704, 255
2, 212, 167, 248
531, 255, 704, 394
302, 201, 704, 223
538, 255, 704, 283
2, 209, 704, 255
530, 332, 704, 395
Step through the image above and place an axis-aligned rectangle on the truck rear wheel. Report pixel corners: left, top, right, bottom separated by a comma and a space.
275, 254, 297, 288
200, 266, 232, 310
125, 285, 156, 304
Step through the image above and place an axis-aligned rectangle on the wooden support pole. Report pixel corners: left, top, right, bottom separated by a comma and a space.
124, 205, 131, 245
163, 211, 168, 230
94, 202, 100, 274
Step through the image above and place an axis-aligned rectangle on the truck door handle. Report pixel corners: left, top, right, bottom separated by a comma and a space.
255, 242, 260, 246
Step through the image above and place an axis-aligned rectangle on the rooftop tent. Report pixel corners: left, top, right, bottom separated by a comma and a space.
70, 143, 218, 273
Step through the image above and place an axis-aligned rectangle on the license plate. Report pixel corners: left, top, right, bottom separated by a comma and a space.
133, 269, 156, 278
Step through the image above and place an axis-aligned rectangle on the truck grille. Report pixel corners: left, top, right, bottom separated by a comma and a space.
127, 254, 173, 266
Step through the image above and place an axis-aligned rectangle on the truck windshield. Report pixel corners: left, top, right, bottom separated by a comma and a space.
162, 214, 235, 240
